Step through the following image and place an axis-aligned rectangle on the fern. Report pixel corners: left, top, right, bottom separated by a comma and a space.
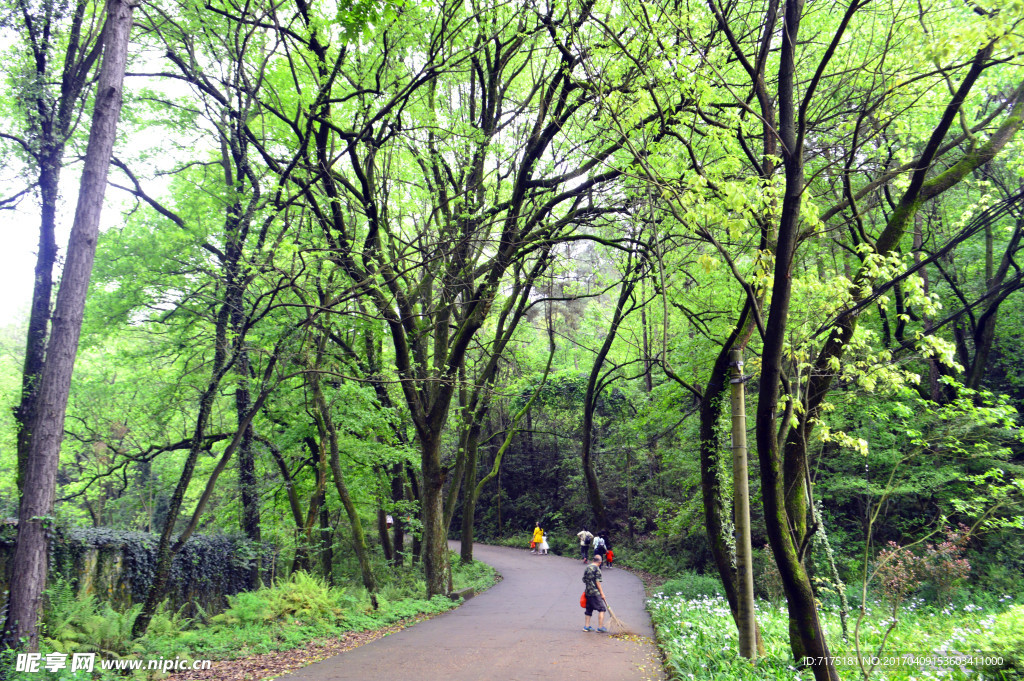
211, 571, 343, 627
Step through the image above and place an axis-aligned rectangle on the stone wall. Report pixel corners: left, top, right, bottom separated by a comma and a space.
0, 525, 274, 615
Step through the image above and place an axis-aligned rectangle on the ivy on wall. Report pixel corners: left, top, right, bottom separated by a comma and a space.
1, 525, 274, 614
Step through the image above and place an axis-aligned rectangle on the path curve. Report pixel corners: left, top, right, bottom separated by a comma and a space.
282, 542, 665, 681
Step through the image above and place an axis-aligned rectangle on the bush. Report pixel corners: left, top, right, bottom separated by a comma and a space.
971, 530, 1024, 597
488, 530, 574, 556
452, 554, 499, 591
870, 526, 972, 606
963, 604, 1024, 679
40, 577, 189, 659
617, 541, 678, 576
615, 533, 715, 577
544, 533, 574, 556
917, 525, 971, 604
490, 535, 530, 550
874, 541, 921, 607
754, 544, 785, 605
211, 571, 345, 627
659, 572, 723, 600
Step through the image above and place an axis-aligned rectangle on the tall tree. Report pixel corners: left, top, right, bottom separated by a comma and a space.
224, 0, 667, 596
1, 0, 136, 652
1, 0, 105, 488
580, 249, 647, 531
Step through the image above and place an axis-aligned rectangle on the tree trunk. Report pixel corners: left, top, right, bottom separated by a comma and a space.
320, 506, 334, 585
421, 435, 449, 597
13, 0, 103, 493
696, 317, 765, 655
293, 437, 326, 574
967, 218, 1023, 390
582, 269, 638, 531
132, 294, 243, 637
756, 2, 838, 677
641, 279, 653, 393
406, 463, 422, 564
460, 434, 482, 564
234, 345, 260, 584
580, 405, 608, 532
378, 508, 395, 563
312, 369, 378, 600
1, 0, 135, 652
730, 349, 757, 659
14, 153, 60, 492
391, 464, 405, 566
224, 120, 261, 566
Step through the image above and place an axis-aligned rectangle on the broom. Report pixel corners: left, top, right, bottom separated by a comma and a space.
603, 600, 631, 635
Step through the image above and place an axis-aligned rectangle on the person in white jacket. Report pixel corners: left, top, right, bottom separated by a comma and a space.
576, 528, 593, 562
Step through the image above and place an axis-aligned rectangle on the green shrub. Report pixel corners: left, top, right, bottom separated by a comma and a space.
29, 553, 498, 673
41, 577, 98, 645
42, 602, 146, 657
451, 554, 499, 591
659, 572, 724, 600
544, 534, 574, 556
490, 534, 531, 550
649, 590, 1020, 680
39, 578, 189, 659
618, 543, 679, 576
211, 571, 344, 627
962, 604, 1024, 679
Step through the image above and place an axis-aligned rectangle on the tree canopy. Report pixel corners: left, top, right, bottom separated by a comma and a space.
1, 0, 1023, 677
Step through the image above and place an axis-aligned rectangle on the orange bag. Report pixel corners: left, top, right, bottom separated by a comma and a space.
580, 592, 587, 608
530, 541, 536, 549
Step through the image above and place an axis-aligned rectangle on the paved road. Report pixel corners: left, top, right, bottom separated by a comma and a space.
283, 542, 665, 681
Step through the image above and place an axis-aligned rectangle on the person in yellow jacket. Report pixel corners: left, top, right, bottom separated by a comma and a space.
531, 522, 544, 554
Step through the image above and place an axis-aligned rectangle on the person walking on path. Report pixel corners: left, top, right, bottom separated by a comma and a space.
592, 533, 606, 561
577, 528, 594, 562
539, 531, 549, 555
582, 554, 608, 632
532, 523, 544, 553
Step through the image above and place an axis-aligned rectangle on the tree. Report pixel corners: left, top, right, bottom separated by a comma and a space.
753, 4, 1023, 676
1, 0, 136, 652
218, 0, 668, 596
1, 0, 105, 488
580, 247, 648, 531
579, 0, 1024, 673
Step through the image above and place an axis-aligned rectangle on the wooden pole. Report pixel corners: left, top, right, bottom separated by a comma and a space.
730, 348, 757, 659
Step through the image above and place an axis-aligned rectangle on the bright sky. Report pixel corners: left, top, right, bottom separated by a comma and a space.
1, 164, 96, 328
1, 194, 65, 330
1, 214, 37, 328
0, 54, 193, 330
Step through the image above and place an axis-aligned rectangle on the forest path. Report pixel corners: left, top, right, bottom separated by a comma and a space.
281, 541, 665, 681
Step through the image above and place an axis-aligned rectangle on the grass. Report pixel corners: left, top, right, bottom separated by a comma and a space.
648, 579, 1022, 681
5, 553, 497, 680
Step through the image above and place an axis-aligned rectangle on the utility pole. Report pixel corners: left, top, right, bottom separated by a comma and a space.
730, 347, 757, 659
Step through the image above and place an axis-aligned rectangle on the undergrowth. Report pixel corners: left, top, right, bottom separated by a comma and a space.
649, 575, 1022, 681
7, 553, 496, 680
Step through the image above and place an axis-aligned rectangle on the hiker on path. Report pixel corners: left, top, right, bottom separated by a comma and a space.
532, 523, 544, 553
577, 528, 594, 562
592, 533, 606, 561
582, 554, 608, 632
539, 531, 549, 555
604, 532, 615, 567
